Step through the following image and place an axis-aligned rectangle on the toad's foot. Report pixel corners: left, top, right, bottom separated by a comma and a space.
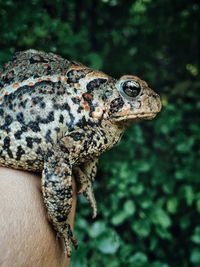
63, 223, 78, 257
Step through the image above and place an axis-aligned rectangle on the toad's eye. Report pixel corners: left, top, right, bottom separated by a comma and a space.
121, 80, 141, 98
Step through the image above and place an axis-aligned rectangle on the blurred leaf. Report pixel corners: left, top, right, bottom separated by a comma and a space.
181, 185, 195, 206
166, 198, 178, 214
130, 184, 144, 195
111, 211, 126, 225
151, 208, 171, 228
132, 220, 151, 237
88, 221, 107, 238
186, 64, 198, 76
190, 248, 200, 264
191, 227, 200, 244
129, 252, 148, 265
124, 200, 136, 216
97, 231, 120, 254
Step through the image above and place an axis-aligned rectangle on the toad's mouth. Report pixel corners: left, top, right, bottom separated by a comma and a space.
112, 112, 158, 121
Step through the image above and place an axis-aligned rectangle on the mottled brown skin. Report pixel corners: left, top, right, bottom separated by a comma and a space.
0, 50, 161, 256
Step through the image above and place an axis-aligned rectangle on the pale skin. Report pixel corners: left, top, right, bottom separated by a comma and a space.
0, 167, 76, 267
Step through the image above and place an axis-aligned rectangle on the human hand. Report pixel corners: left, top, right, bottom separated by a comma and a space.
0, 167, 76, 267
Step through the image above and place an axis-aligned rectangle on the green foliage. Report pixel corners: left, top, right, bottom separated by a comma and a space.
0, 0, 199, 266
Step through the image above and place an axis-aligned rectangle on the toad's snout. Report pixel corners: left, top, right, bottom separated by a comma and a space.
138, 88, 162, 117
150, 92, 162, 114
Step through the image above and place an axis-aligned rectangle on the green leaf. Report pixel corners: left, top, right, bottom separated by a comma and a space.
137, 161, 151, 172
151, 208, 171, 228
176, 138, 194, 153
130, 184, 144, 195
97, 231, 120, 254
182, 185, 195, 206
129, 252, 148, 265
190, 249, 200, 264
132, 220, 151, 237
167, 198, 178, 214
124, 200, 136, 216
111, 211, 126, 225
155, 227, 172, 240
191, 227, 200, 244
88, 221, 107, 238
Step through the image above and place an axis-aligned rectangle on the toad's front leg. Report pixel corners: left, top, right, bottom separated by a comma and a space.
42, 127, 107, 256
42, 148, 77, 257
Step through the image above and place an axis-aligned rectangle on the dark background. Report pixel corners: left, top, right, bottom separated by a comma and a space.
0, 0, 200, 266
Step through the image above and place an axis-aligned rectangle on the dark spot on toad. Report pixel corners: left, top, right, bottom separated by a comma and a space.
16, 146, 25, 160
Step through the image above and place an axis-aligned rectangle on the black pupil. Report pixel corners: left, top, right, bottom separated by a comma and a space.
123, 81, 141, 97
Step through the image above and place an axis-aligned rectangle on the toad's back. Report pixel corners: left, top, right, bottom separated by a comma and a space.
0, 50, 88, 171
0, 49, 83, 98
